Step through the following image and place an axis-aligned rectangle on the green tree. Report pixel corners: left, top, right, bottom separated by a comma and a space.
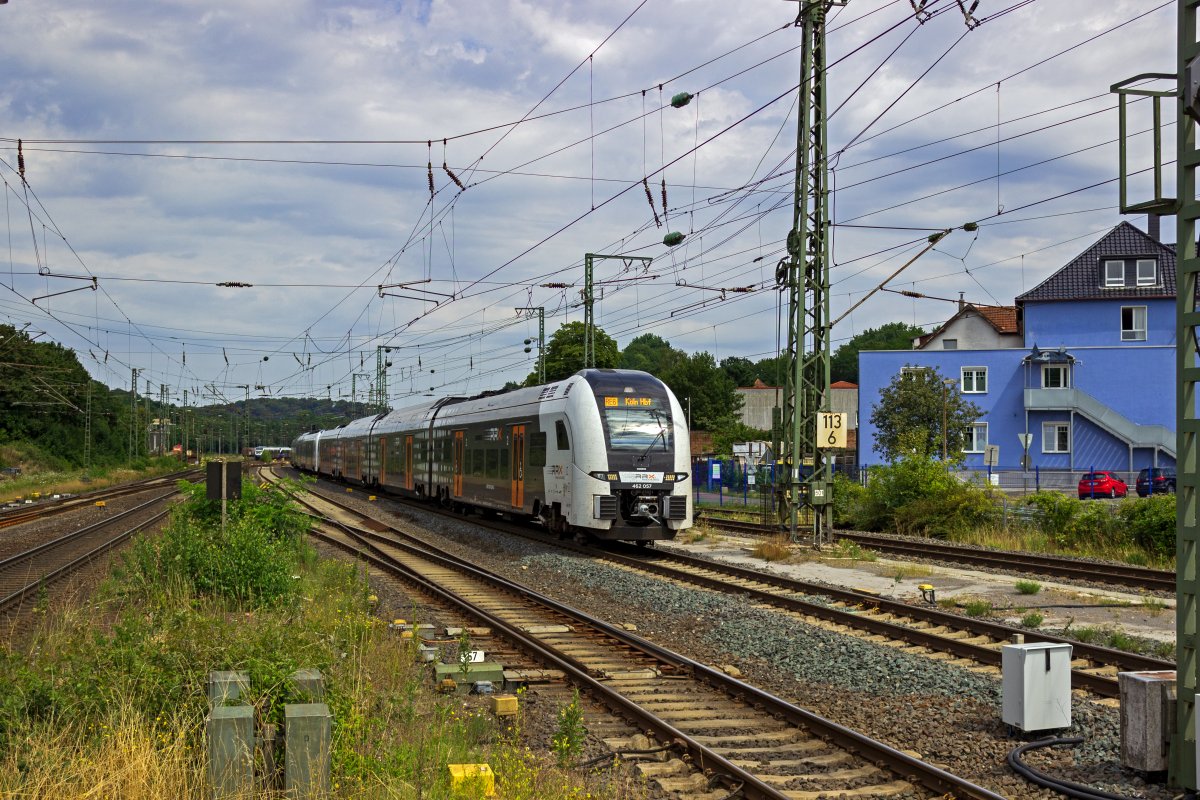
620, 333, 680, 376
869, 366, 982, 462
831, 321, 924, 384
527, 321, 619, 385
718, 356, 757, 387
710, 421, 770, 458
662, 351, 741, 431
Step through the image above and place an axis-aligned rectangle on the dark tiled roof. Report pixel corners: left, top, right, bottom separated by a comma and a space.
1015, 221, 1175, 304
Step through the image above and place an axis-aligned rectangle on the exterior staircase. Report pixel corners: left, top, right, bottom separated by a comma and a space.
1023, 388, 1175, 458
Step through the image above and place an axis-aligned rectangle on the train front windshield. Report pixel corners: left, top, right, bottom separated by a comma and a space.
602, 401, 672, 452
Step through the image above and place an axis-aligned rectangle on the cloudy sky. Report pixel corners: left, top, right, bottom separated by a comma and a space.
0, 0, 1177, 407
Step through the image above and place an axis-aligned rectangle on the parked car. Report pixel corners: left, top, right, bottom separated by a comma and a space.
1136, 467, 1176, 497
1078, 471, 1127, 499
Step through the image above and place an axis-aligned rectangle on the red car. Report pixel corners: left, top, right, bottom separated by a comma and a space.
1078, 471, 1127, 499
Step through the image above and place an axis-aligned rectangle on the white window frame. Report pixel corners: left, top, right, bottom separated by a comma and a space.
960, 366, 987, 394
901, 366, 930, 380
1041, 364, 1070, 389
965, 422, 987, 453
1121, 305, 1147, 341
1136, 259, 1157, 286
1042, 422, 1070, 453
1104, 259, 1125, 287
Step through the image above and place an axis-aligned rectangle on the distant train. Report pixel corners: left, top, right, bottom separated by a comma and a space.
291, 369, 692, 543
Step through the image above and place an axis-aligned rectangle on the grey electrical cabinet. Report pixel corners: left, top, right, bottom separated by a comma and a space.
1001, 642, 1072, 731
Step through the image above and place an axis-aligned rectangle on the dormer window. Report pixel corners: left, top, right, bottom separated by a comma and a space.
1104, 260, 1125, 287
1136, 259, 1157, 286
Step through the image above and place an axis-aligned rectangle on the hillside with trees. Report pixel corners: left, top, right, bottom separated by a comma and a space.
3, 317, 917, 472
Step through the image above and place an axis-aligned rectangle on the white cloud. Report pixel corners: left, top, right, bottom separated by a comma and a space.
0, 0, 1180, 401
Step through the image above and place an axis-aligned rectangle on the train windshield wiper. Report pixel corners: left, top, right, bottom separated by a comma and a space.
637, 410, 668, 462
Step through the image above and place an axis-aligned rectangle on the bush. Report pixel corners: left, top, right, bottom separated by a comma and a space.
1022, 492, 1129, 550
1117, 494, 1176, 557
857, 456, 995, 538
831, 472, 866, 527
126, 477, 312, 607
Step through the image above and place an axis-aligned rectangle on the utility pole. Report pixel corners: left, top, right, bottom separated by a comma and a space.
352, 372, 371, 405
235, 385, 249, 455
582, 253, 653, 368
159, 383, 169, 456
375, 346, 392, 413
128, 368, 141, 461
1113, 11, 1192, 784
777, 0, 844, 547
83, 382, 92, 471
516, 306, 545, 383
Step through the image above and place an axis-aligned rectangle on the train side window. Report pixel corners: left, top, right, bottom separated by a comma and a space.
486, 449, 499, 478
555, 420, 570, 450
472, 448, 484, 476
529, 432, 547, 468
499, 448, 510, 480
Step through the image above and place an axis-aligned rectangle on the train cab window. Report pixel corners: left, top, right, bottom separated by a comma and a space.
555, 420, 570, 451
529, 432, 547, 468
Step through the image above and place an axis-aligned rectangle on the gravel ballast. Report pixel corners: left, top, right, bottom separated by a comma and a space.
306, 477, 1178, 800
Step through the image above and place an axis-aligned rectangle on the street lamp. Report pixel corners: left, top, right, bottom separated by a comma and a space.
941, 378, 957, 460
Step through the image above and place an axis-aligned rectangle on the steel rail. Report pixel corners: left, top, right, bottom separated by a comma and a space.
278, 478, 1006, 800
287, 469, 1171, 697
0, 468, 201, 529
613, 545, 1169, 697
700, 516, 1175, 592
0, 503, 173, 614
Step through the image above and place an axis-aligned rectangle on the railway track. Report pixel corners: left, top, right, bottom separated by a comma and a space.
699, 514, 1176, 593
0, 468, 201, 531
285, 469, 1172, 700
268, 469, 1004, 800
0, 491, 176, 616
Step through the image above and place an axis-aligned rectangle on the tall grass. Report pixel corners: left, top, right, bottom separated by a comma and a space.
0, 482, 645, 799
0, 456, 184, 504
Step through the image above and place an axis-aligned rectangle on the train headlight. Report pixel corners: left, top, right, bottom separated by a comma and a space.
589, 471, 619, 482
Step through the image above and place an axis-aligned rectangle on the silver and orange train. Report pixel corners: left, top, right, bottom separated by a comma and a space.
291, 369, 692, 543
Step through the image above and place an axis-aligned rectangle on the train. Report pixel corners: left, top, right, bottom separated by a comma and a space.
291, 368, 693, 543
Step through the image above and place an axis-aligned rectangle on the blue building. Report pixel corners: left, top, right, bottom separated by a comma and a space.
858, 221, 1176, 478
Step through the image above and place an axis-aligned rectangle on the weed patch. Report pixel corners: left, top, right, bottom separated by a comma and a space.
752, 536, 792, 562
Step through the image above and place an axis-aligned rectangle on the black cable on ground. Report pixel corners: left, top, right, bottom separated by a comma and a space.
1007, 737, 1145, 800
575, 743, 676, 768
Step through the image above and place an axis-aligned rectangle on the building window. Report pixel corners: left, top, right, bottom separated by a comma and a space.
1104, 259, 1125, 287
1121, 305, 1147, 341
942, 339, 958, 350
1041, 364, 1070, 389
965, 422, 987, 453
901, 367, 930, 380
961, 367, 987, 394
1042, 422, 1070, 453
1136, 259, 1157, 286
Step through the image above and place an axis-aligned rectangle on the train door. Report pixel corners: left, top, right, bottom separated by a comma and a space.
510, 425, 525, 508
452, 430, 465, 498
405, 435, 414, 491
378, 436, 387, 485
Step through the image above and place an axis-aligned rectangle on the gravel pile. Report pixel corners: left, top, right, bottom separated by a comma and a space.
311, 479, 1175, 799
